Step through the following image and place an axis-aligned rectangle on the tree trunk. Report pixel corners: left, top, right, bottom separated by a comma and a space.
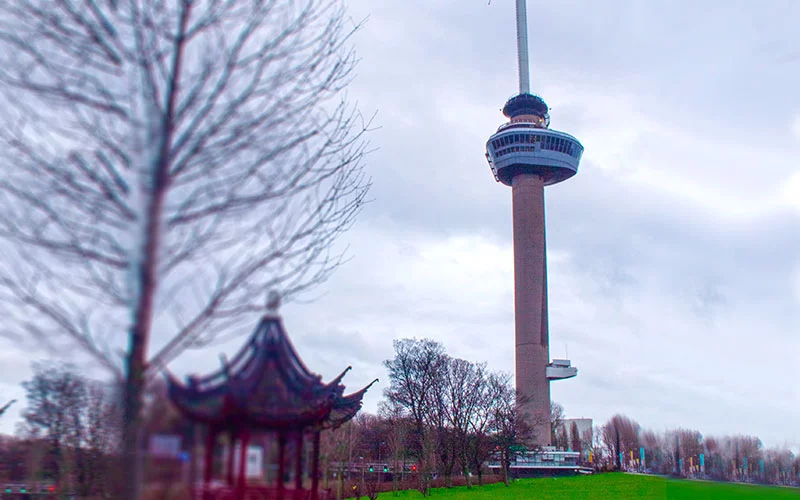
121, 334, 147, 500
120, 4, 191, 499
392, 456, 399, 496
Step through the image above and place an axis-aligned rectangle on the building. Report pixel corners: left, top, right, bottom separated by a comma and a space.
484, 0, 584, 446
487, 446, 586, 478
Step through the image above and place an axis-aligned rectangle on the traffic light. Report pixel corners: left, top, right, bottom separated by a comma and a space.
4, 487, 12, 494
20, 488, 27, 493
411, 465, 417, 472
383, 466, 389, 473
368, 465, 374, 472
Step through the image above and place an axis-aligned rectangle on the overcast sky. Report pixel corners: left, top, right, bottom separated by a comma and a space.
2, 0, 799, 451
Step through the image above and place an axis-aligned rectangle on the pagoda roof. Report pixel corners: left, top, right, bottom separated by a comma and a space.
166, 315, 376, 430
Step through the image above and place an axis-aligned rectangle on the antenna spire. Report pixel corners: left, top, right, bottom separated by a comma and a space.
515, 0, 530, 93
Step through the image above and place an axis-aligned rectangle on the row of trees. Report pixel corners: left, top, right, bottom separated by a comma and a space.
0, 363, 194, 497
345, 338, 579, 495
582, 414, 800, 485
380, 338, 520, 494
1, 364, 119, 497
3, 343, 799, 495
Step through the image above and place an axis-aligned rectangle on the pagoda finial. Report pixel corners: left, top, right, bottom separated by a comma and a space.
266, 290, 281, 314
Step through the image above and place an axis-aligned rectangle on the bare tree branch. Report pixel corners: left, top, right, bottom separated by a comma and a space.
0, 1, 371, 498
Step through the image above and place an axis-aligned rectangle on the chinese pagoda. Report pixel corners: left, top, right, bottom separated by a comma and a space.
166, 299, 376, 500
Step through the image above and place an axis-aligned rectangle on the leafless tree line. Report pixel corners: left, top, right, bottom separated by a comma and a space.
4, 359, 800, 496
377, 338, 562, 494
2, 364, 120, 497
0, 1, 372, 498
580, 413, 800, 485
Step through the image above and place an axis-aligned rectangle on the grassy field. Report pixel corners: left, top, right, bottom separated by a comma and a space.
377, 473, 800, 499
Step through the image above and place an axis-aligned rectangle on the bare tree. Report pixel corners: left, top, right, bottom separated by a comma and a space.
487, 372, 530, 486
80, 381, 120, 499
601, 414, 640, 471
425, 357, 455, 488
550, 401, 566, 449
589, 425, 606, 469
383, 338, 448, 496
378, 401, 410, 496
442, 358, 486, 488
465, 369, 503, 487
19, 363, 118, 497
675, 428, 703, 474
0, 1, 371, 498
639, 429, 661, 472
320, 418, 361, 499
20, 363, 85, 486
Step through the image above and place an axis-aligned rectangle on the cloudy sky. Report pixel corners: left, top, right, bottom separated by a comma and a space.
2, 0, 799, 451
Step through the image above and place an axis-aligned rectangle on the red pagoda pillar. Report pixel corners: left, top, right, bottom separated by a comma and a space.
188, 423, 196, 500
237, 430, 251, 499
203, 427, 217, 500
311, 432, 321, 500
294, 432, 304, 500
277, 432, 287, 500
226, 429, 236, 486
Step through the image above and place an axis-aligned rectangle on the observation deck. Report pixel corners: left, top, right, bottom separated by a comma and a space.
546, 359, 577, 381
486, 93, 584, 186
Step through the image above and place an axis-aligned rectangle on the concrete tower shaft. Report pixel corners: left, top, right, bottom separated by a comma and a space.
512, 173, 551, 445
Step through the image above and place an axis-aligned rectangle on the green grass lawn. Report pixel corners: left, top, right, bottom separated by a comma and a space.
377, 473, 800, 499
